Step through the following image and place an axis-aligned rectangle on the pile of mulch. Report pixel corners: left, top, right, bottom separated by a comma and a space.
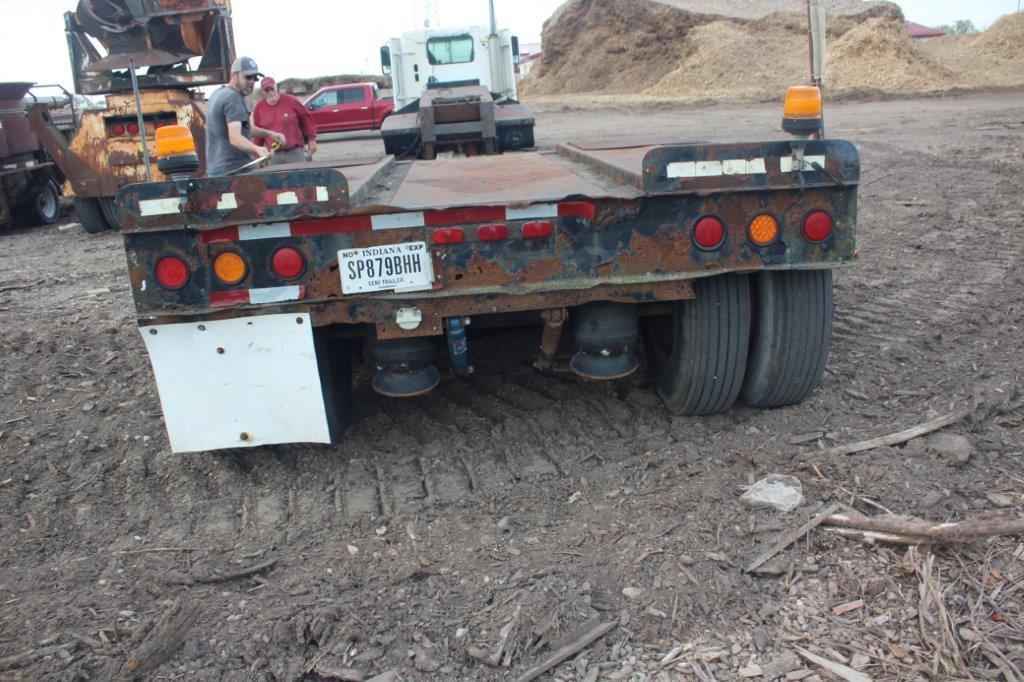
521, 0, 1024, 101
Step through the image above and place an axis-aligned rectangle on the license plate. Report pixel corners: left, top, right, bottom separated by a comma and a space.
338, 241, 433, 294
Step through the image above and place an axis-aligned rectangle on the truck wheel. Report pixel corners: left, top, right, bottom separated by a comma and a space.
29, 180, 61, 225
741, 270, 833, 408
73, 197, 111, 234
645, 274, 750, 415
99, 197, 121, 230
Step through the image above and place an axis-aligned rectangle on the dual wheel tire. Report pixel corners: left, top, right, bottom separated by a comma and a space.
13, 179, 61, 226
73, 196, 120, 234
645, 270, 833, 415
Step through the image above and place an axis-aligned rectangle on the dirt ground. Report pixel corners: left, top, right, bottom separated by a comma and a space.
1, 92, 1023, 680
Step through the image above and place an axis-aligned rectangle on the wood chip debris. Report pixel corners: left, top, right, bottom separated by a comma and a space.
833, 599, 865, 615
795, 646, 872, 682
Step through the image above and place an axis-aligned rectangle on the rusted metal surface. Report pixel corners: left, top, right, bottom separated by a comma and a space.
66, 1, 232, 95
385, 150, 639, 208
117, 169, 350, 231
119, 137, 859, 339
535, 308, 568, 370
642, 140, 860, 193
31, 90, 207, 201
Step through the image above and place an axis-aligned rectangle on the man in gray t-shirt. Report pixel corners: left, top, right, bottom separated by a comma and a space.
205, 56, 286, 176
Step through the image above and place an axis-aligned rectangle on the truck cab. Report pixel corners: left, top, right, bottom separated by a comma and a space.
303, 83, 394, 135
382, 26, 520, 109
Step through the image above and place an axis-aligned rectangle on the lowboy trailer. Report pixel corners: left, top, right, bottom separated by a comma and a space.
116, 92, 858, 453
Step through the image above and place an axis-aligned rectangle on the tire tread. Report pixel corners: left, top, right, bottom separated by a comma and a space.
741, 270, 833, 408
651, 274, 750, 416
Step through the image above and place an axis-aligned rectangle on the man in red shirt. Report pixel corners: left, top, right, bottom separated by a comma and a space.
251, 77, 318, 165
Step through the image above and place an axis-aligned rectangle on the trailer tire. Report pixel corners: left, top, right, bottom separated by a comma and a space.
741, 270, 833, 409
644, 274, 750, 415
26, 179, 61, 225
73, 197, 111, 234
99, 197, 121, 231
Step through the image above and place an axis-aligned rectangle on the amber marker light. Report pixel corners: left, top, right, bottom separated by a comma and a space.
154, 124, 195, 157
748, 215, 780, 246
213, 251, 247, 285
782, 86, 823, 137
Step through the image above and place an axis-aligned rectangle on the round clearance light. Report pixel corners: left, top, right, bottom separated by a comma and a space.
693, 216, 725, 250
803, 211, 833, 242
154, 256, 189, 289
127, 122, 139, 135
748, 214, 780, 246
111, 123, 125, 136
271, 247, 305, 279
213, 251, 248, 285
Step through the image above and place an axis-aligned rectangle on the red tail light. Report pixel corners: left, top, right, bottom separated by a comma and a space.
154, 256, 189, 289
693, 216, 725, 249
432, 228, 464, 245
477, 224, 508, 241
111, 123, 125, 136
558, 202, 597, 220
271, 247, 305, 279
803, 211, 833, 242
522, 221, 553, 238
127, 122, 139, 135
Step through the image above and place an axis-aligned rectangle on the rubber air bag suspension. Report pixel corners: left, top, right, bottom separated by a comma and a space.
569, 302, 639, 380
370, 337, 440, 397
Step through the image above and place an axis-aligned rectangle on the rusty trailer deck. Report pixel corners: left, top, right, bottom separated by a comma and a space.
116, 138, 860, 338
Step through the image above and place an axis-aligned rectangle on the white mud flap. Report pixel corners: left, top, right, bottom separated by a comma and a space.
140, 313, 331, 453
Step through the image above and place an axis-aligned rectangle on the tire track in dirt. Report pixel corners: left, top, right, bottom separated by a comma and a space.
834, 142, 1023, 357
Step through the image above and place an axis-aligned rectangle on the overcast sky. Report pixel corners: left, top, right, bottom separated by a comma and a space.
0, 0, 1019, 88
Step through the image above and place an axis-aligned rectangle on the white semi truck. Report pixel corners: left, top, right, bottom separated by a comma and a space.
378, 20, 534, 159
382, 25, 521, 109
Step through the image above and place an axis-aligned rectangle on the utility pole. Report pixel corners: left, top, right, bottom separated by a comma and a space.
806, 0, 825, 88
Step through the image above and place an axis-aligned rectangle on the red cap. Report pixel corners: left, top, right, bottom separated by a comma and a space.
260, 77, 276, 91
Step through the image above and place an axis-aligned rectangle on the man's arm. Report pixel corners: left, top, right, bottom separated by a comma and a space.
293, 96, 318, 155
250, 123, 286, 145
227, 121, 269, 158
249, 110, 267, 148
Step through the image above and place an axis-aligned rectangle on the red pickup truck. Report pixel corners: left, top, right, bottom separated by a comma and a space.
303, 83, 394, 134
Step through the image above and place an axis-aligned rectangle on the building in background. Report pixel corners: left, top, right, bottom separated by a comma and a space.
516, 42, 542, 81
906, 21, 947, 40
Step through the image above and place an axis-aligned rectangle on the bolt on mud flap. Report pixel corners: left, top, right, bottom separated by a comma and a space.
140, 313, 331, 453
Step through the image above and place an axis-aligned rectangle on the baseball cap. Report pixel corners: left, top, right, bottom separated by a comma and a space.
260, 77, 276, 91
230, 56, 262, 77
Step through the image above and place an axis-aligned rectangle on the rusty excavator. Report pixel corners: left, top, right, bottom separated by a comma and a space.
30, 0, 234, 233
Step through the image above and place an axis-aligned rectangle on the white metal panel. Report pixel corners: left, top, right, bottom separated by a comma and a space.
781, 155, 827, 172
371, 211, 426, 230
248, 285, 303, 304
238, 222, 291, 240
139, 197, 180, 216
141, 313, 331, 453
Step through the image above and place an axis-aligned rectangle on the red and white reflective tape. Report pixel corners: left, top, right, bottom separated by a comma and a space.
201, 202, 595, 244
140, 187, 330, 217
209, 285, 306, 308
